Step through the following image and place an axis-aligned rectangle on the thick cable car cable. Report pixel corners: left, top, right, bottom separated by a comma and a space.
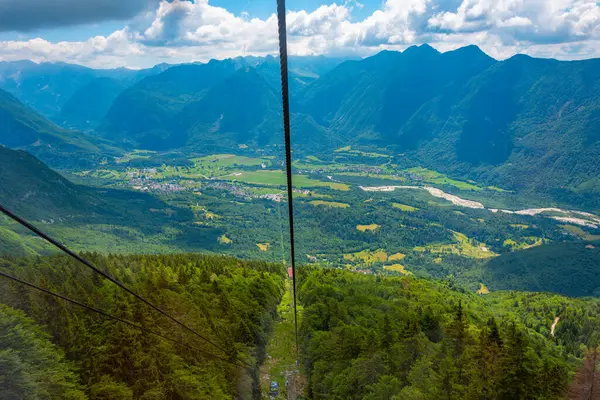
0, 202, 250, 366
0, 270, 248, 369
276, 0, 300, 364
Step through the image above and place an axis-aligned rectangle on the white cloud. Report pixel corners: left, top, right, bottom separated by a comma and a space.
0, 0, 599, 68
428, 0, 600, 44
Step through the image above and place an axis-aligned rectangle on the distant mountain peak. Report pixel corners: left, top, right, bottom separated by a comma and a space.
442, 44, 496, 63
403, 43, 440, 56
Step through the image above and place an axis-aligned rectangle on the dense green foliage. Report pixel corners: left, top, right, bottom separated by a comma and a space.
485, 291, 600, 356
0, 253, 285, 398
297, 267, 598, 399
483, 242, 600, 297
0, 304, 87, 399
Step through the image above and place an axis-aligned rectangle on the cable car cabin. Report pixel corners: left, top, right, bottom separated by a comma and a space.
270, 381, 279, 397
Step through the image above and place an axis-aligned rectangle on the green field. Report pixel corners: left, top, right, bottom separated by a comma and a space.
414, 231, 497, 259
392, 202, 418, 212
356, 224, 380, 232
191, 154, 270, 168
220, 170, 350, 191
384, 264, 410, 275
115, 150, 155, 164
309, 200, 350, 208
503, 237, 544, 250
404, 167, 482, 191
344, 249, 388, 264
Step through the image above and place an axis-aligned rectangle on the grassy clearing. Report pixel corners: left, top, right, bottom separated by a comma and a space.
221, 170, 350, 191
346, 150, 390, 158
191, 154, 270, 168
392, 203, 418, 212
510, 224, 529, 229
257, 243, 270, 252
503, 237, 544, 250
82, 169, 125, 180
404, 167, 482, 191
415, 231, 496, 259
344, 249, 388, 264
246, 187, 284, 196
261, 280, 299, 397
337, 172, 406, 181
560, 225, 600, 241
388, 252, 406, 261
192, 205, 220, 220
292, 160, 356, 172
333, 145, 390, 158
218, 235, 232, 244
356, 224, 380, 232
115, 150, 155, 164
488, 186, 509, 192
476, 283, 490, 295
384, 264, 410, 275
309, 200, 350, 209
335, 146, 352, 153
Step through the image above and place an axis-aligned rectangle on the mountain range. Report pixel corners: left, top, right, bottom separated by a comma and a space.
0, 60, 172, 125
2, 46, 600, 207
0, 88, 123, 167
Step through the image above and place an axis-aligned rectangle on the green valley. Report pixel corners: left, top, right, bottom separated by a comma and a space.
3, 41, 600, 400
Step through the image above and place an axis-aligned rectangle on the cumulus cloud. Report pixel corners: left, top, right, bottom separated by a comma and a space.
0, 0, 599, 68
0, 0, 160, 32
428, 0, 600, 45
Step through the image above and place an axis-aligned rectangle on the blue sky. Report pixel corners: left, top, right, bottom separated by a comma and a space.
0, 0, 380, 41
0, 0, 599, 68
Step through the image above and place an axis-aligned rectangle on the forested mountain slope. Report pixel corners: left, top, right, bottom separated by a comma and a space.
0, 253, 285, 399
97, 59, 245, 148
178, 67, 282, 149
0, 147, 217, 255
1, 253, 597, 399
0, 89, 121, 166
299, 267, 599, 399
0, 304, 87, 399
483, 241, 600, 297
58, 77, 126, 131
298, 44, 496, 142
402, 55, 600, 207
297, 46, 600, 206
97, 57, 343, 151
